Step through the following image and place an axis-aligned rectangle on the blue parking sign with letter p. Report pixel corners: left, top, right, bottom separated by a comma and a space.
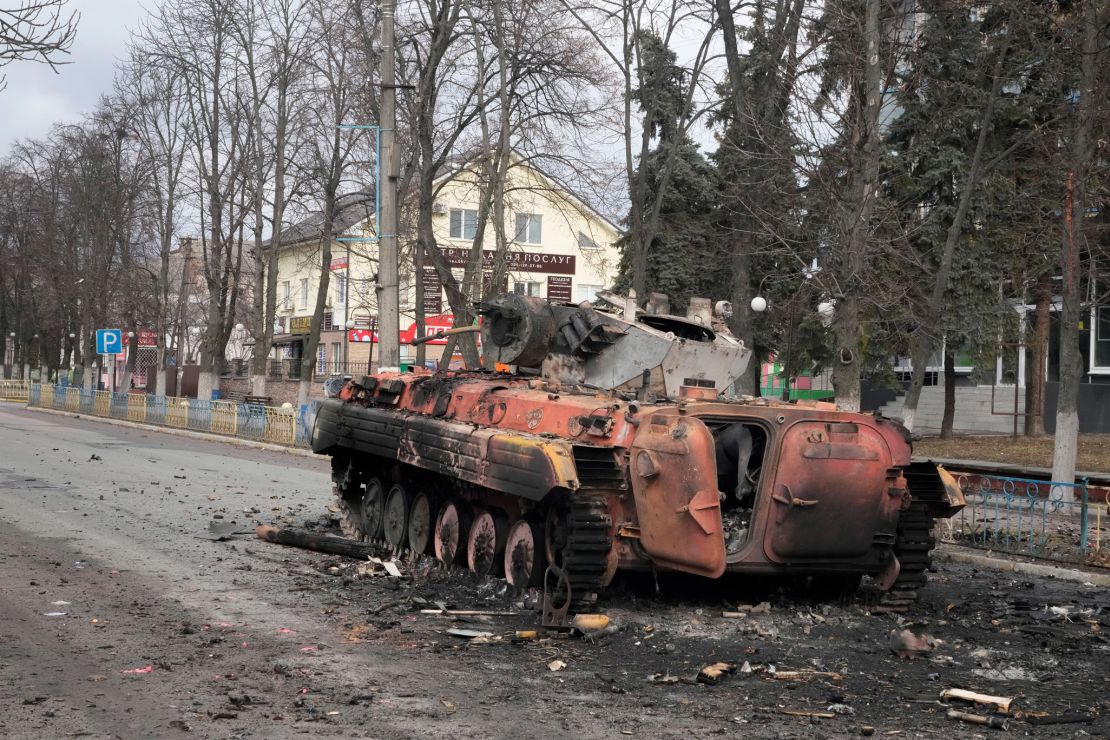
96, 329, 123, 355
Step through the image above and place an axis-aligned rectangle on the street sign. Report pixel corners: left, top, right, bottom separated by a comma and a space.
96, 329, 123, 355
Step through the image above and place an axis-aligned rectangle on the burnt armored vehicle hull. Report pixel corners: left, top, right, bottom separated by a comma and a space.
311, 294, 964, 607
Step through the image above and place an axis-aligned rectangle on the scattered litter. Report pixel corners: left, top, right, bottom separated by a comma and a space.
44, 612, 67, 617
739, 661, 753, 674
276, 628, 297, 635
440, 698, 456, 712
940, 688, 1014, 714
748, 601, 772, 615
650, 672, 679, 684
89, 454, 102, 461
826, 703, 855, 716
446, 628, 494, 640
50, 600, 70, 606
946, 708, 1008, 730
773, 670, 843, 682
203, 520, 253, 541
121, 665, 154, 675
299, 646, 318, 653
357, 557, 403, 578
889, 628, 934, 659
1024, 713, 1095, 726
781, 709, 836, 719
515, 630, 538, 640
572, 613, 610, 632
419, 609, 518, 617
547, 659, 567, 672
697, 662, 736, 685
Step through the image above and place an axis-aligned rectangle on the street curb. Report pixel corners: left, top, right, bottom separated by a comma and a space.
935, 546, 1110, 586
22, 405, 323, 460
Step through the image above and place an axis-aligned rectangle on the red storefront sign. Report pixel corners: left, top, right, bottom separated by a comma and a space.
348, 314, 457, 345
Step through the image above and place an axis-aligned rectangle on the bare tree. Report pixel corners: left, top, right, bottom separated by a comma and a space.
295, 0, 368, 404
116, 45, 190, 396
0, 0, 79, 90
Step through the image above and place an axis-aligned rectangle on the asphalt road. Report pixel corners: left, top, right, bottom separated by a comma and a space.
1, 403, 1107, 739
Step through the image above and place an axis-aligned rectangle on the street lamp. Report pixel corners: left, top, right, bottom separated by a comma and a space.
344, 319, 356, 371
750, 296, 768, 313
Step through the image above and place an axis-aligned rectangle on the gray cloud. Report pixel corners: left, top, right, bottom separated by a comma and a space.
1, 0, 147, 151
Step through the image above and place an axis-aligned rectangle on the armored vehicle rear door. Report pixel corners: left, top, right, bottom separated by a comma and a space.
629, 414, 726, 578
763, 420, 901, 563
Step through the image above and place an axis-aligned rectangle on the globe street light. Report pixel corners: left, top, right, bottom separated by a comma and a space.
750, 296, 768, 313
343, 319, 357, 370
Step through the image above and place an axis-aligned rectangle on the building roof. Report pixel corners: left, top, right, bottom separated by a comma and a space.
433, 150, 622, 235
269, 190, 375, 249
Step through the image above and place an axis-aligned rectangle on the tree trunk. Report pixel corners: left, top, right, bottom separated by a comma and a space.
1051, 0, 1099, 490
1025, 276, 1050, 436
940, 350, 956, 439
832, 0, 883, 413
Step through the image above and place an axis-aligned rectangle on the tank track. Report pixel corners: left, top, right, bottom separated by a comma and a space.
560, 496, 614, 604
331, 457, 367, 541
876, 504, 936, 612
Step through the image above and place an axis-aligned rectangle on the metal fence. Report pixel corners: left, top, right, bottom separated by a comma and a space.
28, 384, 318, 449
0, 379, 30, 400
941, 472, 1106, 563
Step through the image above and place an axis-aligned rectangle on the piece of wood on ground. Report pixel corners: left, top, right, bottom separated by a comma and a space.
940, 688, 1014, 714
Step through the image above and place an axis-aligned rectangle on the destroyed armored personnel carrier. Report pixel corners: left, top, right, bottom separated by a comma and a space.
311, 292, 964, 611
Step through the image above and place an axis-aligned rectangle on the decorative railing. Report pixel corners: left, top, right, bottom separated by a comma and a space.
941, 472, 1103, 563
27, 384, 318, 450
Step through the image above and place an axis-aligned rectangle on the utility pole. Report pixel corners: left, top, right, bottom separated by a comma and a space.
377, 0, 401, 368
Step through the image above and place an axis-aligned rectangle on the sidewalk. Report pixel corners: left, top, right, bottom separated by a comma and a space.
935, 544, 1110, 586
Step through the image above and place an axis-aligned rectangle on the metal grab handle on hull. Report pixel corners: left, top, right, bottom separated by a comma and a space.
772, 484, 818, 508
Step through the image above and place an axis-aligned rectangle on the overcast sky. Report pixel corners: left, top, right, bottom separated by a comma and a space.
0, 0, 149, 152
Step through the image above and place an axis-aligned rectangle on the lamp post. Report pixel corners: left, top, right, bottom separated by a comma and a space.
67, 333, 76, 385
344, 319, 356, 372
27, 333, 37, 383
5, 331, 14, 379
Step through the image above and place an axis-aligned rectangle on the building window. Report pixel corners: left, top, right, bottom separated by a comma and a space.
515, 213, 542, 244
576, 284, 602, 303
335, 273, 346, 304
577, 231, 600, 251
322, 311, 334, 331
513, 281, 541, 297
299, 278, 309, 309
331, 342, 342, 373
449, 208, 477, 240
281, 281, 291, 309
1094, 305, 1110, 370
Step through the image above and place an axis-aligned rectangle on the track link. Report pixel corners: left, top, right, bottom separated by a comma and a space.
877, 504, 936, 612
560, 496, 614, 604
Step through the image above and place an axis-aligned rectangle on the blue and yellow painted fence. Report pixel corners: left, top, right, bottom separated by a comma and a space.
26, 384, 318, 450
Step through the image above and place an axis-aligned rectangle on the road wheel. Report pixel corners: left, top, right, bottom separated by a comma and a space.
504, 518, 545, 588
467, 509, 506, 577
407, 492, 436, 556
359, 477, 386, 542
383, 483, 411, 550
434, 501, 471, 565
